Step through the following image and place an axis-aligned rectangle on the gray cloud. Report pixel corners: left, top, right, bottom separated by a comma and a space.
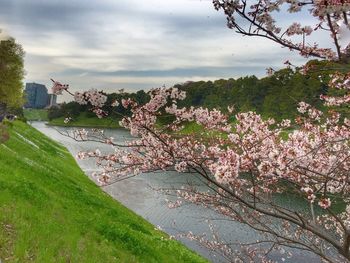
0, 0, 315, 102
62, 65, 264, 78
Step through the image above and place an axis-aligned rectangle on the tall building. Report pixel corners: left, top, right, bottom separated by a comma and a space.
24, 83, 49, 108
47, 94, 57, 108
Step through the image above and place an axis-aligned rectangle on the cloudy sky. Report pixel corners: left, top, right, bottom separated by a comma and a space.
0, 0, 316, 101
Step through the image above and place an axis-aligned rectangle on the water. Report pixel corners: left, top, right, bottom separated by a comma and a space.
31, 122, 318, 263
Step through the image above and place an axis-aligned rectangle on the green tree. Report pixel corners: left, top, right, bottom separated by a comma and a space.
0, 37, 25, 120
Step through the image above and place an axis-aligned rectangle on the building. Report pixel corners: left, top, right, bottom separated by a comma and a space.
25, 83, 49, 109
47, 94, 57, 108
24, 83, 58, 109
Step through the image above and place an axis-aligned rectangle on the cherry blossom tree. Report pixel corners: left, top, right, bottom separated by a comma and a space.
50, 1, 350, 262
213, 0, 350, 61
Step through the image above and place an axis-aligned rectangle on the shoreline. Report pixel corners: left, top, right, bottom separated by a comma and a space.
45, 121, 123, 129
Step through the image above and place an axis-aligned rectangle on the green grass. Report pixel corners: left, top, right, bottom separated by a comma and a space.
0, 121, 207, 263
49, 113, 121, 128
23, 109, 48, 121
179, 122, 204, 134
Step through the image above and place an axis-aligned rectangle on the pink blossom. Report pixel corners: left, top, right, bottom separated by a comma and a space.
51, 79, 69, 95
318, 198, 332, 209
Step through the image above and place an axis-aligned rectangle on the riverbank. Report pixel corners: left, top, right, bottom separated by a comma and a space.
48, 115, 121, 128
23, 109, 48, 121
48, 111, 122, 128
24, 109, 121, 128
0, 121, 207, 262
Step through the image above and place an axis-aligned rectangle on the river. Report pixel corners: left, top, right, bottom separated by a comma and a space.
31, 122, 318, 263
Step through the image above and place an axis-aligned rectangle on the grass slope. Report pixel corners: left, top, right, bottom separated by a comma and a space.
0, 121, 207, 263
23, 109, 48, 121
49, 113, 121, 129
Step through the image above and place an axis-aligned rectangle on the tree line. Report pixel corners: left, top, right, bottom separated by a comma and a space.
48, 90, 150, 121
176, 60, 350, 120
49, 59, 349, 122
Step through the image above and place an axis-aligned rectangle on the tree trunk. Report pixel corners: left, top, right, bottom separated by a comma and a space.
0, 103, 7, 122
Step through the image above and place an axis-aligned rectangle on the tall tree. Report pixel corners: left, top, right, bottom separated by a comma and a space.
0, 37, 25, 120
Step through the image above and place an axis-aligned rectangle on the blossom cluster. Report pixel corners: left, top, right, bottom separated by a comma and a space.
51, 79, 108, 118
321, 71, 350, 106
51, 79, 69, 95
165, 104, 229, 131
212, 0, 350, 60
286, 23, 313, 36
89, 86, 350, 215
313, 0, 350, 17
74, 89, 107, 108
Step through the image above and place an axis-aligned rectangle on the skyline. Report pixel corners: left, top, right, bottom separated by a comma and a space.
0, 0, 312, 102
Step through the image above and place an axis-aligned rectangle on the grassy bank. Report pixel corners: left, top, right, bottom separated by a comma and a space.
0, 121, 207, 263
23, 109, 48, 121
49, 113, 121, 128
